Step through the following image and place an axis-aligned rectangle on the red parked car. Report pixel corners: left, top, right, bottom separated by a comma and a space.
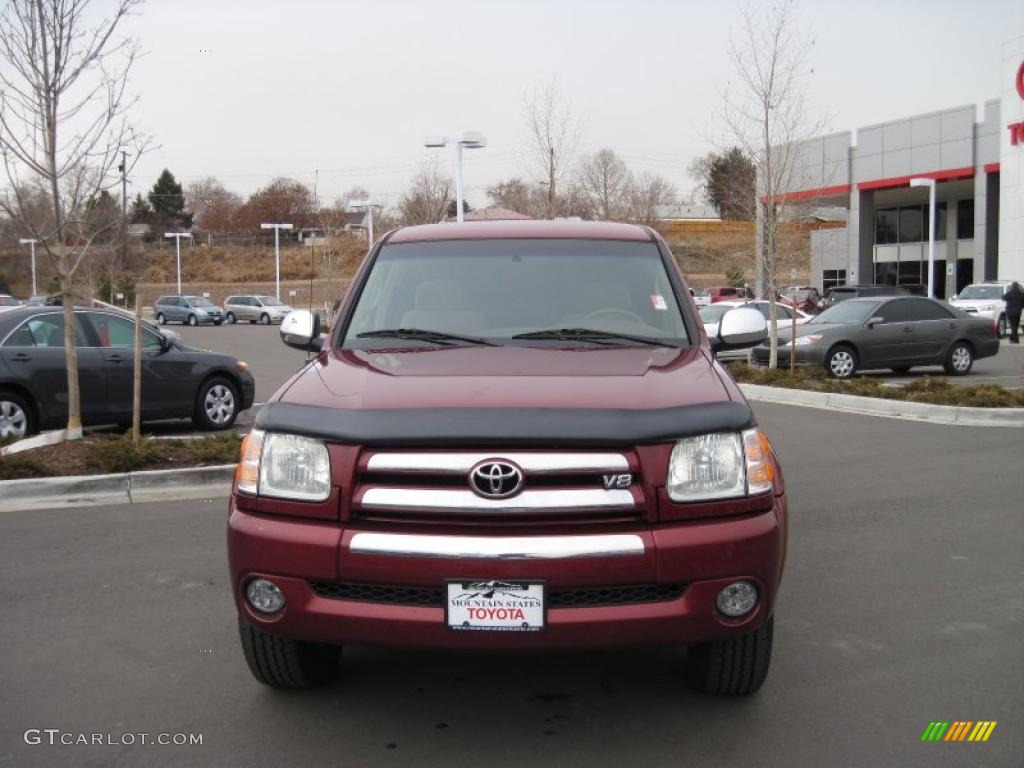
228, 220, 787, 695
693, 285, 751, 307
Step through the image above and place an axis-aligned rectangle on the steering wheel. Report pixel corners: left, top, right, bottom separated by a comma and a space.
581, 307, 646, 325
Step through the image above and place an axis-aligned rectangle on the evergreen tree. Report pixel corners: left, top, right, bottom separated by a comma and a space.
147, 169, 193, 232
129, 193, 152, 224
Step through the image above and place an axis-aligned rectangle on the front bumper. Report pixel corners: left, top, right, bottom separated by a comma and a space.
227, 497, 786, 650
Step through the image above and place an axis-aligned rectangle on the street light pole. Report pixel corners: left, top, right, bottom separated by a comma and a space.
348, 199, 380, 247
18, 238, 38, 296
164, 232, 193, 294
261, 223, 293, 300
424, 132, 487, 223
910, 177, 937, 298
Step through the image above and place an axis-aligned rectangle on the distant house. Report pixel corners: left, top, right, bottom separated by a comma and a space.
447, 206, 531, 222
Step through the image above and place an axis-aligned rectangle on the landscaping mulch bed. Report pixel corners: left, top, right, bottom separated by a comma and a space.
725, 362, 1024, 408
0, 433, 242, 481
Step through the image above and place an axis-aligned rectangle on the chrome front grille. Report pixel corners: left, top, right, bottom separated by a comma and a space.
354, 450, 643, 524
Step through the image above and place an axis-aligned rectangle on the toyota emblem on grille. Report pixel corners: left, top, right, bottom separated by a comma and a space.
469, 460, 524, 499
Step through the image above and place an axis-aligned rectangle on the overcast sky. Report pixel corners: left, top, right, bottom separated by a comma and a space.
121, 0, 1023, 209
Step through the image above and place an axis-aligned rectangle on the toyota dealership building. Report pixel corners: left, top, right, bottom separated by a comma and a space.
773, 36, 1024, 298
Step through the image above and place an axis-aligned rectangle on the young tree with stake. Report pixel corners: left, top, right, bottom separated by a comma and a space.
0, 0, 150, 438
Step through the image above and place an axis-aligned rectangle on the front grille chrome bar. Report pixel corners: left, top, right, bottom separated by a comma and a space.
359, 487, 635, 514
348, 532, 645, 559
365, 452, 629, 474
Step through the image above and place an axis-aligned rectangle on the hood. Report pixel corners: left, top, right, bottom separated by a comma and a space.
949, 298, 1002, 310
276, 345, 730, 411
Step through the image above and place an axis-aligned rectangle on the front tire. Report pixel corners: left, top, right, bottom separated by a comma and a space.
260, 313, 270, 325
825, 345, 858, 379
997, 314, 1007, 339
192, 376, 240, 430
226, 312, 236, 324
187, 314, 198, 327
0, 391, 35, 439
687, 616, 774, 695
944, 341, 974, 376
156, 313, 166, 325
238, 616, 340, 689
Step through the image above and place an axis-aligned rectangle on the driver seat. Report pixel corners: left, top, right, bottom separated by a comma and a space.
562, 282, 633, 326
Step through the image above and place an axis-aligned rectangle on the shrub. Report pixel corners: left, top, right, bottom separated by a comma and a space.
724, 263, 746, 288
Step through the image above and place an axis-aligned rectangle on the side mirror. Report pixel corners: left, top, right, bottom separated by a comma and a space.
712, 306, 768, 352
280, 309, 323, 352
866, 316, 884, 328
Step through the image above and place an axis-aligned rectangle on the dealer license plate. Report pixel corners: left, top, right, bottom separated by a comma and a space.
446, 580, 545, 632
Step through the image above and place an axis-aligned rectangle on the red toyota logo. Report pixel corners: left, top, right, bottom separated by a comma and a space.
1018, 59, 1024, 101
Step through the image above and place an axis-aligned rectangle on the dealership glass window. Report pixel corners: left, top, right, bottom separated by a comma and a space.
822, 270, 846, 290
957, 199, 974, 238
898, 261, 922, 285
874, 262, 898, 285
933, 202, 948, 240
898, 206, 924, 243
874, 209, 898, 244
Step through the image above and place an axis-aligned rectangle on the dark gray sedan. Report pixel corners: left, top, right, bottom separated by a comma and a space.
750, 296, 1000, 378
0, 307, 255, 439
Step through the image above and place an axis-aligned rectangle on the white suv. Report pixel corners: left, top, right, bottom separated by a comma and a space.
949, 282, 1012, 338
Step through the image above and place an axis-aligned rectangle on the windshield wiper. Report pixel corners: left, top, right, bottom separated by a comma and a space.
511, 328, 670, 347
355, 328, 498, 346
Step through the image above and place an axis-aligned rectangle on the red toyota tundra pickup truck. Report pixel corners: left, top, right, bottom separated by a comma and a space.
228, 220, 786, 695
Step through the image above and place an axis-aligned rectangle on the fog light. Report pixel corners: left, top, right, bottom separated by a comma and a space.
246, 578, 285, 614
716, 581, 758, 617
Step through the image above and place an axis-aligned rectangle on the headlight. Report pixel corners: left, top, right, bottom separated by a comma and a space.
667, 428, 775, 502
235, 428, 331, 501
788, 334, 823, 346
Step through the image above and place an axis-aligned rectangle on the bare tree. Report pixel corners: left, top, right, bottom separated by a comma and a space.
523, 79, 581, 218
721, 0, 825, 368
487, 177, 546, 218
629, 172, 677, 227
0, 0, 149, 437
576, 148, 633, 221
397, 158, 452, 226
186, 177, 242, 235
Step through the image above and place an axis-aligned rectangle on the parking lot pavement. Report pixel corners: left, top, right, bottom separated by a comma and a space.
2, 403, 1021, 768
868, 339, 1024, 389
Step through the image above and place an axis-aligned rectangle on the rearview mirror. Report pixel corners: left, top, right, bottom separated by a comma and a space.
280, 309, 323, 352
866, 316, 884, 328
712, 306, 768, 352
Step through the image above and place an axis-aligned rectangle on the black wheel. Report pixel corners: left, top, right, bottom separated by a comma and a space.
238, 616, 340, 689
156, 313, 166, 325
996, 314, 1007, 339
187, 314, 198, 327
687, 616, 774, 695
944, 341, 974, 376
192, 376, 240, 430
226, 312, 236, 324
260, 313, 270, 325
0, 390, 35, 439
890, 367, 911, 375
825, 345, 858, 379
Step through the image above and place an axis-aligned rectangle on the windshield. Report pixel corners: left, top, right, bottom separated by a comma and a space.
956, 285, 1004, 300
343, 239, 690, 347
809, 300, 880, 325
187, 297, 215, 307
699, 304, 733, 324
259, 296, 285, 306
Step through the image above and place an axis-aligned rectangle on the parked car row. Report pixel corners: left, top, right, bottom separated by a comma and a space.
153, 294, 294, 326
0, 306, 255, 438
750, 295, 1000, 378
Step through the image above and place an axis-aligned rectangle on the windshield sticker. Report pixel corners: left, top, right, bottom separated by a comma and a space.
651, 294, 668, 311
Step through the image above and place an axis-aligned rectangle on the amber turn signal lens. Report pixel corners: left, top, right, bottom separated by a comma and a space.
742, 428, 775, 495
236, 429, 264, 494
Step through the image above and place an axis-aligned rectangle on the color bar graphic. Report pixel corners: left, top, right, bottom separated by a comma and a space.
921, 721, 996, 742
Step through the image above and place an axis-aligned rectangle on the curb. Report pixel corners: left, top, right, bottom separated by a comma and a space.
0, 464, 236, 512
738, 383, 1024, 427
